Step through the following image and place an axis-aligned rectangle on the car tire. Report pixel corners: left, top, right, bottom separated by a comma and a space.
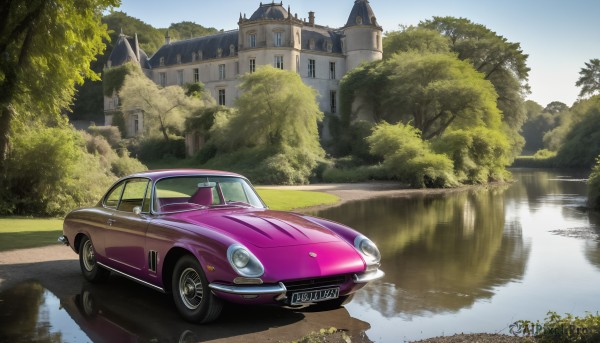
172, 255, 223, 323
79, 236, 110, 283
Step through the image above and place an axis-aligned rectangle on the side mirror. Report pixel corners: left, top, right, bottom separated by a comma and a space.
133, 206, 142, 215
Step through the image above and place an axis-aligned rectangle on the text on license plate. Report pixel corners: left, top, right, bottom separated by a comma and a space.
290, 287, 340, 305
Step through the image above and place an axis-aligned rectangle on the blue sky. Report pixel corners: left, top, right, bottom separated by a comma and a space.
113, 0, 600, 107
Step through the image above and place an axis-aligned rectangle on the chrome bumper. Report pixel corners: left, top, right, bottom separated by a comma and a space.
57, 235, 69, 246
353, 269, 385, 283
209, 282, 287, 295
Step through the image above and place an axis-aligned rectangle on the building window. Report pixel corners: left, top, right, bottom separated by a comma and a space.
230, 44, 236, 56
329, 62, 336, 80
217, 48, 222, 58
218, 89, 226, 106
249, 58, 256, 73
133, 114, 139, 134
192, 52, 197, 62
198, 51, 203, 60
308, 59, 316, 78
113, 96, 119, 109
274, 55, 283, 70
159, 57, 165, 66
309, 38, 315, 50
193, 68, 199, 83
176, 54, 182, 64
219, 64, 226, 80
159, 72, 166, 87
249, 33, 256, 48
274, 31, 282, 47
177, 70, 184, 85
296, 55, 300, 73
330, 91, 337, 114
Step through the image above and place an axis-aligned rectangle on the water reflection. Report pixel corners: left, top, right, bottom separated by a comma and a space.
312, 187, 530, 319
0, 277, 372, 343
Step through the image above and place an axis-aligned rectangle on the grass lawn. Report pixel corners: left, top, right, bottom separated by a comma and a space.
0, 189, 339, 252
256, 189, 339, 211
0, 218, 63, 252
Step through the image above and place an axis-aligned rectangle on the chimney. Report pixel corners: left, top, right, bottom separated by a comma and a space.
165, 30, 171, 45
308, 11, 315, 26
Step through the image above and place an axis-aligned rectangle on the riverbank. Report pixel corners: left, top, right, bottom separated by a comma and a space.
259, 181, 500, 212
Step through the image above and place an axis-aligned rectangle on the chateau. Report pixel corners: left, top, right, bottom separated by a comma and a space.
104, 0, 383, 145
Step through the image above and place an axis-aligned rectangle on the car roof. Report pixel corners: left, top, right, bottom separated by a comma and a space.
127, 169, 244, 182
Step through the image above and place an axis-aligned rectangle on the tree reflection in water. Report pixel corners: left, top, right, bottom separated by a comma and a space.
312, 186, 530, 318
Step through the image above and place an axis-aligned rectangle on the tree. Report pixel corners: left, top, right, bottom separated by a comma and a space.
165, 21, 219, 41
383, 26, 450, 58
421, 17, 530, 155
576, 59, 600, 98
0, 0, 119, 167
119, 67, 210, 140
215, 66, 324, 153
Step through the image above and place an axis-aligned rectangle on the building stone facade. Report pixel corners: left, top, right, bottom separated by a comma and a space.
104, 0, 382, 150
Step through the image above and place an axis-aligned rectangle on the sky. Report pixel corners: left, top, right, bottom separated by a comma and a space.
112, 0, 600, 107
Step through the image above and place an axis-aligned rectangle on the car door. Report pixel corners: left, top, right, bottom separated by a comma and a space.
103, 178, 152, 277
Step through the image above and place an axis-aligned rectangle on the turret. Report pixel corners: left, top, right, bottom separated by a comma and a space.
343, 0, 383, 72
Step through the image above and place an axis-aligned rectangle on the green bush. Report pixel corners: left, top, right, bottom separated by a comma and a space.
0, 126, 116, 216
87, 125, 122, 148
434, 127, 511, 184
138, 136, 186, 162
514, 312, 600, 342
589, 157, 600, 211
367, 122, 458, 188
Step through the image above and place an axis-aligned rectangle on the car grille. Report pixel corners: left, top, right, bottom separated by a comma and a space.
282, 275, 348, 292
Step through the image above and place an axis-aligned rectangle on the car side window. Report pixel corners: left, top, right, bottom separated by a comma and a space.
104, 182, 125, 209
118, 178, 151, 213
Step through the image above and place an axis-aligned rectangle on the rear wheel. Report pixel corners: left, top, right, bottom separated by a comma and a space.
79, 236, 110, 283
171, 255, 223, 323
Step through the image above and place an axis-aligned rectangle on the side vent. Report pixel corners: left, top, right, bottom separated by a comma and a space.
148, 250, 158, 272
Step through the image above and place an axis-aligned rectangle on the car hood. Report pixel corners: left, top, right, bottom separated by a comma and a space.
171, 209, 343, 248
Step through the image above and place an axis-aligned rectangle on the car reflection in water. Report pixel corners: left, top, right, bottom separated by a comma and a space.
0, 278, 373, 343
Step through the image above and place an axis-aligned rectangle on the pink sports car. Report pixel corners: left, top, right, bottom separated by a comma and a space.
59, 169, 384, 323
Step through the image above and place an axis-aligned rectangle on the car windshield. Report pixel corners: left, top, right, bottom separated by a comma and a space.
154, 176, 266, 213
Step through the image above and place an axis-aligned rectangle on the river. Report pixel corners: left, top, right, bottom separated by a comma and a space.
310, 169, 600, 341
1, 169, 599, 342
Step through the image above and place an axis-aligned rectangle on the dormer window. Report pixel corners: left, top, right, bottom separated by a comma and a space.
192, 52, 197, 62
159, 57, 165, 66
217, 48, 222, 58
229, 44, 235, 56
198, 51, 203, 61
176, 54, 182, 64
326, 40, 333, 53
309, 38, 315, 50
356, 16, 363, 25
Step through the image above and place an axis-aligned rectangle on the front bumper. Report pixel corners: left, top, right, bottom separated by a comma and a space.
208, 268, 385, 297
58, 235, 69, 246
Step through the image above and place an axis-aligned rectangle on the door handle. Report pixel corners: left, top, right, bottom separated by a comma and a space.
107, 218, 117, 226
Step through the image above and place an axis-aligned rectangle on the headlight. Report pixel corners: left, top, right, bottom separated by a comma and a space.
354, 235, 381, 265
227, 244, 264, 277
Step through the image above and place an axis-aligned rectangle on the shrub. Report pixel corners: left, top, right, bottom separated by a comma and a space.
514, 311, 600, 342
367, 122, 457, 188
589, 157, 600, 211
87, 125, 122, 148
138, 136, 186, 162
0, 126, 115, 216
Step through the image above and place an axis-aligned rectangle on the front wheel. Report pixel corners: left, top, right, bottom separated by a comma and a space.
79, 236, 110, 283
171, 255, 223, 323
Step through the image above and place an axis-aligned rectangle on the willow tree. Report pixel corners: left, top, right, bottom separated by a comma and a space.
119, 68, 210, 140
0, 0, 119, 166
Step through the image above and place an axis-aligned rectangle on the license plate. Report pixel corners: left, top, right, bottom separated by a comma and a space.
290, 287, 340, 305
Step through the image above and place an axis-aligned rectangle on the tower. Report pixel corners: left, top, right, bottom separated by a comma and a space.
342, 0, 383, 72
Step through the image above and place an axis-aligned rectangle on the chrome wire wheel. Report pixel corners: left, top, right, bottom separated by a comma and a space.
178, 267, 203, 310
82, 239, 96, 272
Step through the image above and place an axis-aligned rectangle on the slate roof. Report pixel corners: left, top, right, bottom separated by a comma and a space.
345, 0, 379, 27
148, 31, 239, 68
107, 34, 151, 69
249, 2, 289, 21
302, 27, 343, 54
